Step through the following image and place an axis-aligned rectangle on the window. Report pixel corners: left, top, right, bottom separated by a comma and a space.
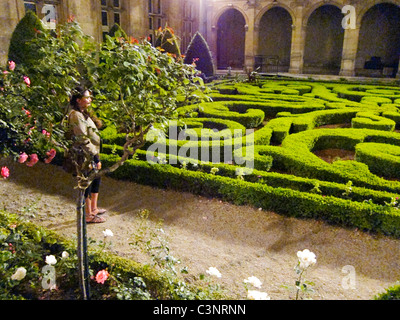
101, 0, 122, 34
24, 1, 37, 14
148, 0, 163, 45
182, 1, 194, 50
23, 1, 60, 29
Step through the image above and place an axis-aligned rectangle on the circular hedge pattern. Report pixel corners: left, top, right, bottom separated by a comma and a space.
101, 79, 400, 237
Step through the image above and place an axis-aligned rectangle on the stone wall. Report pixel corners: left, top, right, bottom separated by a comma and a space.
2, 0, 400, 78
0, 0, 201, 65
204, 0, 400, 78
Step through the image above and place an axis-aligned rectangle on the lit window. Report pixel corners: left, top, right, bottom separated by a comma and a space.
101, 0, 122, 35
24, 1, 37, 14
148, 0, 163, 45
182, 1, 194, 50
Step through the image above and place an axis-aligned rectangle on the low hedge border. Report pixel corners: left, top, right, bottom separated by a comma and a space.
100, 153, 400, 238
108, 146, 400, 207
196, 102, 265, 128
246, 128, 400, 194
355, 142, 400, 179
352, 112, 396, 131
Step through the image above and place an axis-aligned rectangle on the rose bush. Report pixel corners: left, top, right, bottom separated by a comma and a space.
0, 15, 209, 299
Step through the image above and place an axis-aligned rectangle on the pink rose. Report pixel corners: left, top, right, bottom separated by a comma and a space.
95, 270, 109, 284
42, 129, 50, 138
1, 167, 10, 179
44, 149, 56, 164
3, 70, 9, 75
18, 152, 28, 163
26, 154, 39, 167
23, 76, 30, 87
8, 61, 15, 71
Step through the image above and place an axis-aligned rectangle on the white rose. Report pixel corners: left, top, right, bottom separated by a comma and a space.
247, 290, 270, 300
297, 249, 317, 269
11, 267, 27, 281
61, 251, 69, 259
244, 276, 262, 288
45, 255, 57, 265
206, 267, 222, 278
102, 229, 114, 237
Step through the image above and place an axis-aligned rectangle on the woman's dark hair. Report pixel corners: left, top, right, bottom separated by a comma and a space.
70, 86, 102, 129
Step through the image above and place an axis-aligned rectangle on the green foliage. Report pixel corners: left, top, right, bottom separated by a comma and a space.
184, 32, 214, 77
375, 283, 400, 300
352, 112, 396, 131
96, 33, 208, 137
0, 210, 225, 300
8, 11, 45, 69
356, 143, 400, 178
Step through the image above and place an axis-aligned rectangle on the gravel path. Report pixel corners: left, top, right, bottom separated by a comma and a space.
1, 158, 399, 300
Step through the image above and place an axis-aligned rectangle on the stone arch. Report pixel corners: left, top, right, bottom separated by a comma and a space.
256, 6, 293, 72
303, 4, 344, 75
215, 7, 246, 69
302, 1, 343, 27
212, 5, 249, 28
356, 0, 400, 26
355, 2, 400, 77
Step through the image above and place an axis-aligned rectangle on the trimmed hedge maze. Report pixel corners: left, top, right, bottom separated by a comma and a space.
99, 79, 400, 238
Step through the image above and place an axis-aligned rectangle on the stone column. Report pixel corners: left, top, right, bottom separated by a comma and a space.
125, 0, 147, 37
243, 7, 256, 72
396, 58, 400, 78
205, 2, 218, 70
288, 5, 305, 74
339, 26, 360, 77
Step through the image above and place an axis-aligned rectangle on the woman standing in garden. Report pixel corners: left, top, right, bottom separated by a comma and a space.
68, 86, 106, 223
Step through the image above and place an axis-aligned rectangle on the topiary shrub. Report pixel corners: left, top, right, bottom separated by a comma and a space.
154, 26, 181, 59
8, 10, 45, 69
183, 31, 214, 77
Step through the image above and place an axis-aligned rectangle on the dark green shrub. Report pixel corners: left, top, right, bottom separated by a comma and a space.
183, 32, 214, 77
8, 10, 45, 68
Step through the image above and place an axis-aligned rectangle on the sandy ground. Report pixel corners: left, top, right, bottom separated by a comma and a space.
1, 158, 400, 300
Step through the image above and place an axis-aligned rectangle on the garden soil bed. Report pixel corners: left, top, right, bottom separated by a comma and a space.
1, 158, 400, 300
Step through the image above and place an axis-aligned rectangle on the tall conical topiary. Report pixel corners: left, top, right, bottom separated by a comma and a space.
8, 10, 45, 68
184, 32, 214, 77
154, 26, 181, 59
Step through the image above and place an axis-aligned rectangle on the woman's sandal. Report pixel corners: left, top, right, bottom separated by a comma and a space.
86, 214, 106, 224
92, 208, 107, 215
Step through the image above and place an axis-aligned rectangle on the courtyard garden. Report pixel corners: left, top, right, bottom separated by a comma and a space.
1, 13, 400, 301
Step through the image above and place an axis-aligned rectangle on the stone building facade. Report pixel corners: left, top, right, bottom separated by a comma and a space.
1, 0, 400, 78
204, 0, 400, 77
0, 0, 201, 65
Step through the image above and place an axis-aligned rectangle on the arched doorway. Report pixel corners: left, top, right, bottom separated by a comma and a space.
257, 7, 293, 73
217, 8, 245, 70
303, 5, 344, 75
356, 3, 400, 77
